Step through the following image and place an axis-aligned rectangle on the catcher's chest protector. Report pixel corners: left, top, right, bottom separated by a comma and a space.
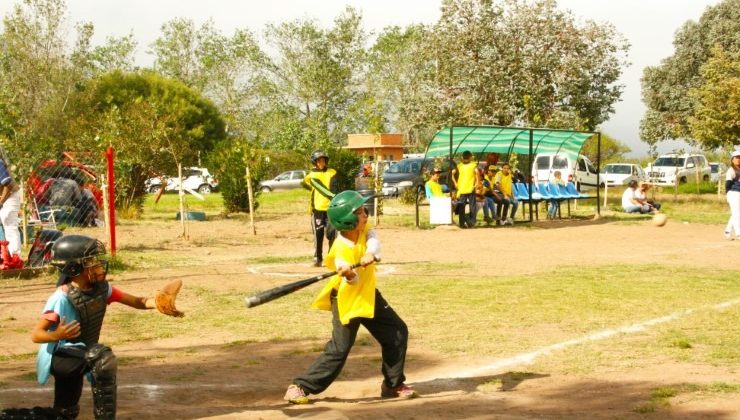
68, 282, 108, 346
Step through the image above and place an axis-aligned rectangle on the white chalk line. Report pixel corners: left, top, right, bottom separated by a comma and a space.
441, 296, 740, 380
247, 263, 396, 278
2, 297, 737, 395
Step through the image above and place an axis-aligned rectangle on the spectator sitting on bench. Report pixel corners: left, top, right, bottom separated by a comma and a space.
622, 180, 652, 214
425, 168, 448, 198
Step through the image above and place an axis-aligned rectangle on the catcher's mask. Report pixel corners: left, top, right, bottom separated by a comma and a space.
50, 235, 108, 285
328, 190, 371, 231
310, 150, 329, 165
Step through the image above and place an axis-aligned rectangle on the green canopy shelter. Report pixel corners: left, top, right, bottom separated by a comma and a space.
421, 125, 602, 222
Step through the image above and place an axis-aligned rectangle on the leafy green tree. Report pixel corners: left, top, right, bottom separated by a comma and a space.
580, 132, 632, 166
260, 6, 369, 148
0, 0, 136, 176
688, 46, 740, 148
69, 71, 227, 214
640, 0, 740, 148
367, 0, 629, 153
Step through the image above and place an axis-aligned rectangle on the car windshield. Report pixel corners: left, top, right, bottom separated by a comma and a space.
386, 159, 422, 174
605, 165, 631, 174
653, 157, 684, 167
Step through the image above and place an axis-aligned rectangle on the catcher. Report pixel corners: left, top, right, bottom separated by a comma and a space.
10, 234, 183, 419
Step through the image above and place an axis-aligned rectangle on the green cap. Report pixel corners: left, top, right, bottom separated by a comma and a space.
328, 190, 371, 231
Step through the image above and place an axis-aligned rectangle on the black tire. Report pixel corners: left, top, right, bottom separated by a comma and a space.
197, 184, 212, 194
679, 176, 687, 184
702, 174, 709, 181
260, 186, 272, 193
148, 185, 161, 194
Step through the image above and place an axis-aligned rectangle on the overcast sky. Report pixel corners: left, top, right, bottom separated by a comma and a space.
0, 0, 724, 157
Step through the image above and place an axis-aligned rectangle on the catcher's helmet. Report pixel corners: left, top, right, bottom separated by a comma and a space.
328, 190, 371, 231
50, 235, 107, 279
310, 150, 329, 165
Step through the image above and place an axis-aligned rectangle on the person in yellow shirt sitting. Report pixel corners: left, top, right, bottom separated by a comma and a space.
425, 167, 448, 197
494, 163, 519, 225
284, 190, 417, 404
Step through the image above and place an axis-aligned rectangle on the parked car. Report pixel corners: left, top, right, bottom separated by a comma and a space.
146, 167, 219, 194
709, 162, 721, 183
380, 158, 456, 197
532, 153, 598, 191
645, 153, 710, 186
258, 170, 308, 192
600, 163, 646, 187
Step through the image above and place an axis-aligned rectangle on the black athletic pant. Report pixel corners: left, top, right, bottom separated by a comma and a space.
312, 210, 336, 263
294, 290, 409, 395
51, 349, 88, 412
496, 196, 511, 220
457, 193, 476, 227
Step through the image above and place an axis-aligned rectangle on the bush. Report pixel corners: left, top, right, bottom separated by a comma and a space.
207, 138, 268, 213
327, 147, 362, 193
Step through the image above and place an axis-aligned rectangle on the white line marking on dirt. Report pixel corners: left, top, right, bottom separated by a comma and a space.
426, 296, 740, 380
247, 263, 396, 277
3, 297, 737, 395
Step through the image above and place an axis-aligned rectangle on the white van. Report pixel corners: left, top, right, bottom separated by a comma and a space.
533, 153, 598, 190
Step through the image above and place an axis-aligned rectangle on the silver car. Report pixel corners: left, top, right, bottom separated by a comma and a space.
259, 170, 307, 192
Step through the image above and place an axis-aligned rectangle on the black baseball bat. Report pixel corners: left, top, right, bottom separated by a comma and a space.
244, 259, 378, 308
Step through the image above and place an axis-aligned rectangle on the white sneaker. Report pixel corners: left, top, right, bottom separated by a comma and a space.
724, 231, 733, 240
506, 217, 514, 226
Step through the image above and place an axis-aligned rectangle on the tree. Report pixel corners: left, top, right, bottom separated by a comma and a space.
688, 46, 740, 148
580, 132, 631, 166
69, 71, 227, 214
367, 0, 629, 152
0, 0, 137, 176
260, 6, 369, 149
640, 0, 740, 148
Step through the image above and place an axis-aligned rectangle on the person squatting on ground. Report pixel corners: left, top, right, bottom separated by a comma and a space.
303, 150, 338, 267
451, 151, 479, 228
724, 149, 740, 240
0, 149, 22, 257
284, 190, 417, 404
14, 235, 184, 419
622, 180, 652, 214
634, 181, 661, 213
495, 163, 518, 225
548, 171, 566, 220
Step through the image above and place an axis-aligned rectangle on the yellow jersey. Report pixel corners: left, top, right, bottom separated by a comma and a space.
304, 168, 336, 211
456, 161, 477, 194
311, 224, 376, 325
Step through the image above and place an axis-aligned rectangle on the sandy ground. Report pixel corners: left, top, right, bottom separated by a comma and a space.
0, 213, 738, 419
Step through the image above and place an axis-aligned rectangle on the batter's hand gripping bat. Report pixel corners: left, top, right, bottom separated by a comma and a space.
244, 258, 378, 308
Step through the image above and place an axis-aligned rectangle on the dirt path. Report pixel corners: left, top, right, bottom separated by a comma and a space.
1, 216, 738, 419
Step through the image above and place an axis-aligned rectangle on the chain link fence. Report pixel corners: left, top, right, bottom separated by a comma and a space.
20, 151, 115, 266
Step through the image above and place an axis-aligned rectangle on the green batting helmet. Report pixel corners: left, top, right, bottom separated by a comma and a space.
328, 190, 371, 231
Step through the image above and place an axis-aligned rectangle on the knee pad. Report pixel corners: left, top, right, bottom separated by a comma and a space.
85, 344, 117, 420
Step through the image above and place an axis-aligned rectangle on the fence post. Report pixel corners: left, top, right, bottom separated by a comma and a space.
105, 147, 116, 257
245, 166, 256, 235
20, 179, 28, 248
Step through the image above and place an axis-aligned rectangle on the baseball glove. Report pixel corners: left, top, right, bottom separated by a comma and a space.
155, 279, 184, 317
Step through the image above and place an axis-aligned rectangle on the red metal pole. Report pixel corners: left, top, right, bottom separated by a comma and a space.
106, 147, 116, 257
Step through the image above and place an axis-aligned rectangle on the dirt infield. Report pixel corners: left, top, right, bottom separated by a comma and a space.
1, 214, 738, 419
